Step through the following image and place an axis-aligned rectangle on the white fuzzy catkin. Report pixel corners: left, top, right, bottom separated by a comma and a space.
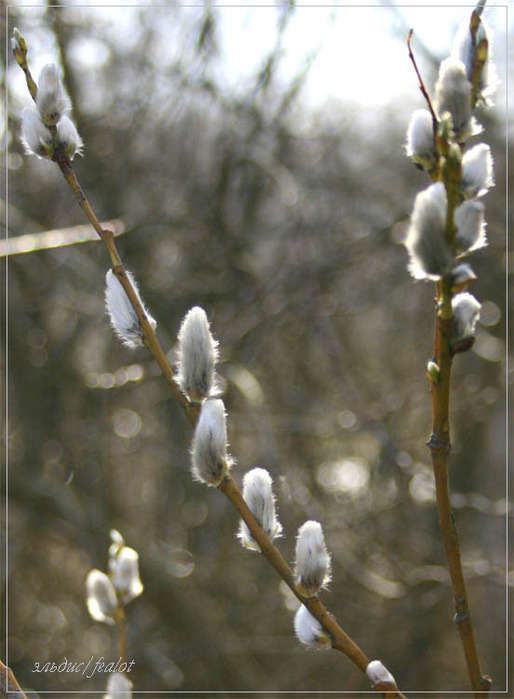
56, 115, 83, 160
86, 570, 117, 624
20, 108, 53, 159
405, 183, 453, 280
293, 605, 331, 649
452, 292, 481, 342
191, 398, 230, 486
450, 263, 476, 292
454, 200, 487, 254
366, 660, 397, 688
103, 672, 133, 699
176, 306, 219, 400
405, 109, 436, 170
36, 63, 71, 126
434, 57, 476, 141
461, 143, 494, 199
295, 521, 331, 596
112, 546, 144, 605
105, 269, 156, 348
238, 467, 282, 552
108, 529, 125, 574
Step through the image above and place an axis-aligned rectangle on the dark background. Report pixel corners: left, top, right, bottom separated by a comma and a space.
2, 2, 511, 696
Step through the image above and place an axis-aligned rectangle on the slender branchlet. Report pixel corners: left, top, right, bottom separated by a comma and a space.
176, 306, 219, 401
0, 658, 28, 698
405, 3, 495, 694
238, 467, 282, 551
294, 520, 331, 596
407, 29, 438, 132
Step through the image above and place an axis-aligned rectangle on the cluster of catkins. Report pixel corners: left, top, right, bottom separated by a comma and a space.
86, 530, 143, 698
13, 29, 83, 161
404, 9, 496, 347
104, 289, 397, 688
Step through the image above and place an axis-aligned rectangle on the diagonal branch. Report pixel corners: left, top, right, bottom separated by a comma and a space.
13, 34, 407, 698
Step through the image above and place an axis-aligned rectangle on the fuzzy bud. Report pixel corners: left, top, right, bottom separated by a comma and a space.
404, 183, 453, 280
452, 292, 481, 344
112, 546, 144, 605
36, 63, 71, 126
20, 108, 53, 159
295, 521, 331, 596
454, 200, 487, 254
366, 660, 397, 689
108, 529, 124, 573
56, 115, 83, 159
426, 360, 440, 382
238, 467, 282, 552
405, 109, 437, 171
176, 306, 219, 401
451, 14, 498, 102
103, 672, 133, 699
86, 570, 117, 624
293, 605, 331, 649
450, 263, 477, 293
11, 27, 24, 50
191, 398, 230, 486
105, 269, 156, 349
11, 28, 27, 66
434, 57, 477, 142
461, 143, 494, 199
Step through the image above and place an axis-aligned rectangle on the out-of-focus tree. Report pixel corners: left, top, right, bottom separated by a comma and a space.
3, 2, 508, 694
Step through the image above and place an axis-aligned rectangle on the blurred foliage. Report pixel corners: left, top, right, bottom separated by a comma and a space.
1, 2, 510, 695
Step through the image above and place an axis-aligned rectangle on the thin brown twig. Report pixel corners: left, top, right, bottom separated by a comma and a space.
14, 36, 407, 698
427, 297, 492, 697
407, 30, 438, 133
56, 125, 406, 699
0, 660, 27, 698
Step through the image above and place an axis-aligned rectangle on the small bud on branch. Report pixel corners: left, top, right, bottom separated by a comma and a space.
294, 520, 331, 596
238, 467, 282, 551
191, 398, 231, 486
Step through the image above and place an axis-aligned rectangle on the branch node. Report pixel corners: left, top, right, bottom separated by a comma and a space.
426, 433, 450, 453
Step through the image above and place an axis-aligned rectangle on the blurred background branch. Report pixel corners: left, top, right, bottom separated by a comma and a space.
2, 0, 509, 694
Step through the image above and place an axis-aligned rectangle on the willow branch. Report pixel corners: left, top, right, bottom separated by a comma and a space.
427, 284, 491, 697
0, 660, 27, 698
407, 30, 438, 133
15, 41, 407, 698
56, 149, 405, 698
